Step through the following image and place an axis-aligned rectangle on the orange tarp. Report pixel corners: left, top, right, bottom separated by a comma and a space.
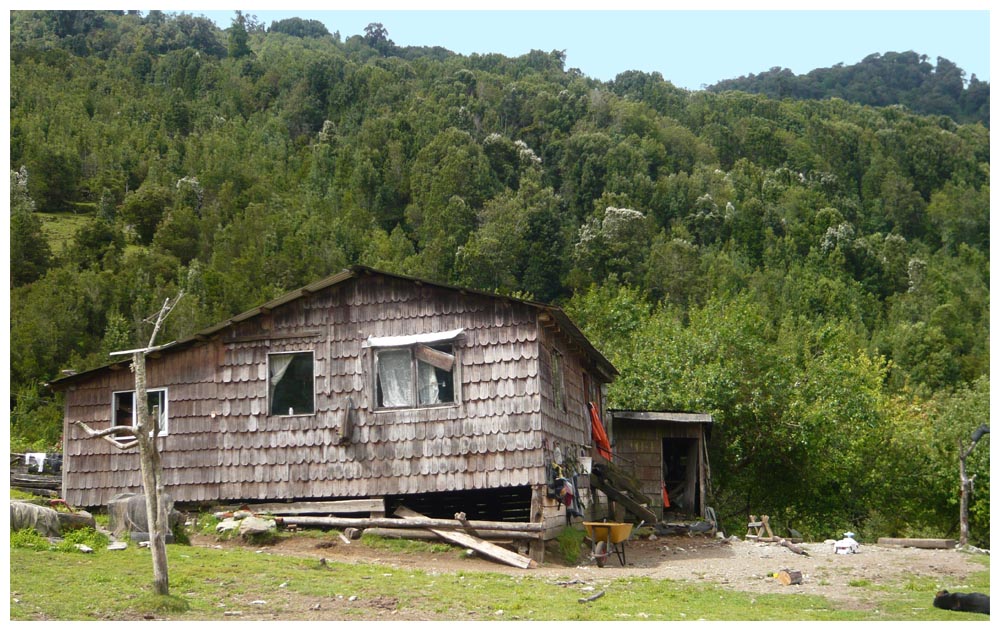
589, 402, 613, 461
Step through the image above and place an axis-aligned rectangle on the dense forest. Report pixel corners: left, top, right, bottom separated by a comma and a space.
9, 11, 990, 545
708, 50, 990, 127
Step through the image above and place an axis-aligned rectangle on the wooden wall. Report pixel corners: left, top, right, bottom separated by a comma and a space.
612, 421, 704, 515
62, 273, 606, 509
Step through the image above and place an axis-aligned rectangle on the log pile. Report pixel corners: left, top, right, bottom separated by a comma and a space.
10, 473, 62, 498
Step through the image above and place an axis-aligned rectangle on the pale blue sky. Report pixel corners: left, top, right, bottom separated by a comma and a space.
192, 8, 991, 90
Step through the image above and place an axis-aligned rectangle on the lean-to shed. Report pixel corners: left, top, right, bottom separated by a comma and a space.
49, 266, 617, 552
608, 410, 713, 521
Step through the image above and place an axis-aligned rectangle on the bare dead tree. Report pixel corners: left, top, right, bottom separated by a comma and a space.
958, 424, 988, 547
75, 293, 183, 596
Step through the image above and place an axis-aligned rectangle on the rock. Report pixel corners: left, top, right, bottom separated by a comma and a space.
107, 493, 181, 538
216, 518, 240, 533
74, 544, 94, 553
10, 501, 62, 537
233, 510, 254, 520
107, 541, 128, 551
238, 516, 276, 536
58, 510, 96, 532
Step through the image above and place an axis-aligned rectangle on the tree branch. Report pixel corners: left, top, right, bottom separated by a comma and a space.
74, 421, 139, 450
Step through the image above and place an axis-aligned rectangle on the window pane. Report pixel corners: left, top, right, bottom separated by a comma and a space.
146, 390, 167, 430
417, 353, 455, 405
270, 352, 314, 415
377, 349, 414, 408
113, 392, 133, 427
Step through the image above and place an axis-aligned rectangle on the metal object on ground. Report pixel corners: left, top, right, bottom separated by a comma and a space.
583, 521, 634, 567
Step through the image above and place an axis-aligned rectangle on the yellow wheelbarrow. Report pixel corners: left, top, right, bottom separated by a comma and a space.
583, 521, 635, 567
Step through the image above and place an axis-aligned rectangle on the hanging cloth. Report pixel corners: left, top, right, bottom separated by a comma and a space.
589, 402, 613, 461
661, 481, 671, 508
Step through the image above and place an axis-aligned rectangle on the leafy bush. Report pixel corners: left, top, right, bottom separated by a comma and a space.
54, 527, 109, 552
555, 526, 586, 565
10, 528, 52, 550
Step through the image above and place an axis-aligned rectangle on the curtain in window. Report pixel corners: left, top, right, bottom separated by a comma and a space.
269, 354, 295, 411
378, 349, 413, 407
417, 361, 440, 405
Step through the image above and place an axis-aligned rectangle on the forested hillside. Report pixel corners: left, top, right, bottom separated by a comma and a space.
708, 51, 990, 127
9, 11, 990, 544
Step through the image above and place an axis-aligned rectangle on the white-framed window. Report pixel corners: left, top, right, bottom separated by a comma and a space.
268, 351, 315, 416
374, 342, 458, 410
112, 388, 169, 436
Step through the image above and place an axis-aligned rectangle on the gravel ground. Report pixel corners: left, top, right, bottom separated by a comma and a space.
195, 531, 989, 612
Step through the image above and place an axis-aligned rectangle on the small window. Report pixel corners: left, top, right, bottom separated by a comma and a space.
269, 351, 315, 416
551, 350, 565, 411
112, 388, 168, 436
375, 343, 456, 409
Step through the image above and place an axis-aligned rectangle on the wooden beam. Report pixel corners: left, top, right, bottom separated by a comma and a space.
877, 538, 957, 549
244, 499, 384, 516
366, 528, 537, 541
395, 506, 537, 569
276, 514, 545, 532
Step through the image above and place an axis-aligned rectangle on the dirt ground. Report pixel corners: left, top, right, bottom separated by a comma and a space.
192, 531, 989, 614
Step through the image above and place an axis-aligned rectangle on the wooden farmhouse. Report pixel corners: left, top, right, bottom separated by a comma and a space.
49, 266, 618, 556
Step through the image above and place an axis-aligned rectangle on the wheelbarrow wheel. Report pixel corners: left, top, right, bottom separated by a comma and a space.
594, 540, 607, 568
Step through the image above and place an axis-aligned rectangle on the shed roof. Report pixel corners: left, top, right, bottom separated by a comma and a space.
610, 410, 714, 424
49, 265, 617, 389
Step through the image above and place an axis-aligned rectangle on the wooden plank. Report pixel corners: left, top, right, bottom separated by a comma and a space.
366, 527, 538, 541
395, 506, 537, 569
245, 499, 384, 515
877, 538, 957, 549
277, 514, 545, 532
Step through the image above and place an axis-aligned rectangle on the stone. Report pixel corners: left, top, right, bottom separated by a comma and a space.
238, 516, 276, 536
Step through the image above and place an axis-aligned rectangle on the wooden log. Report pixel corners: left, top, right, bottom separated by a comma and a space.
454, 512, 482, 538
365, 527, 537, 541
578, 590, 606, 603
779, 538, 809, 556
277, 514, 545, 532
242, 499, 384, 516
877, 537, 957, 549
395, 506, 537, 569
776, 570, 803, 586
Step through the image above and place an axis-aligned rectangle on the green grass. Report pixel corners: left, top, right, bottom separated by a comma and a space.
38, 211, 93, 253
9, 541, 990, 621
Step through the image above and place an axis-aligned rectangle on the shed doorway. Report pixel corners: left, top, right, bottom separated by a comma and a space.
662, 437, 700, 517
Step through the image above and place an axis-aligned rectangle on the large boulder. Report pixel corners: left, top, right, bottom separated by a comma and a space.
107, 493, 182, 539
10, 501, 62, 537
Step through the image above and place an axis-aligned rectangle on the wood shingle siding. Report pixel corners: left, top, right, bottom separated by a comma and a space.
54, 267, 615, 511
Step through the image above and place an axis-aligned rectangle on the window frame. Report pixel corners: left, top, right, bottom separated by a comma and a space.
372, 341, 460, 412
267, 350, 316, 417
550, 348, 566, 413
111, 387, 169, 437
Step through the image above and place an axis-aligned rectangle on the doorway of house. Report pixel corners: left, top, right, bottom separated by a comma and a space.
662, 437, 700, 517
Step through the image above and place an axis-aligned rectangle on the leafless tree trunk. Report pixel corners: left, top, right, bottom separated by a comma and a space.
76, 294, 182, 597
958, 424, 988, 547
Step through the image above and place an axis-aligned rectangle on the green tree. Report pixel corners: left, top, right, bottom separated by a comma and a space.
227, 10, 252, 59
10, 168, 52, 286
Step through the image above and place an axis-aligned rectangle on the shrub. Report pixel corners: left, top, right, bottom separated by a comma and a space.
10, 528, 52, 550
555, 526, 586, 565
55, 527, 109, 552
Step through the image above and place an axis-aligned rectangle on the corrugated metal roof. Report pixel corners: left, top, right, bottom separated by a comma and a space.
49, 266, 617, 389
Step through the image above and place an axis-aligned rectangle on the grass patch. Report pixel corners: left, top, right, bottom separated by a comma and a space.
555, 526, 586, 565
9, 537, 990, 621
38, 211, 93, 253
359, 532, 454, 554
